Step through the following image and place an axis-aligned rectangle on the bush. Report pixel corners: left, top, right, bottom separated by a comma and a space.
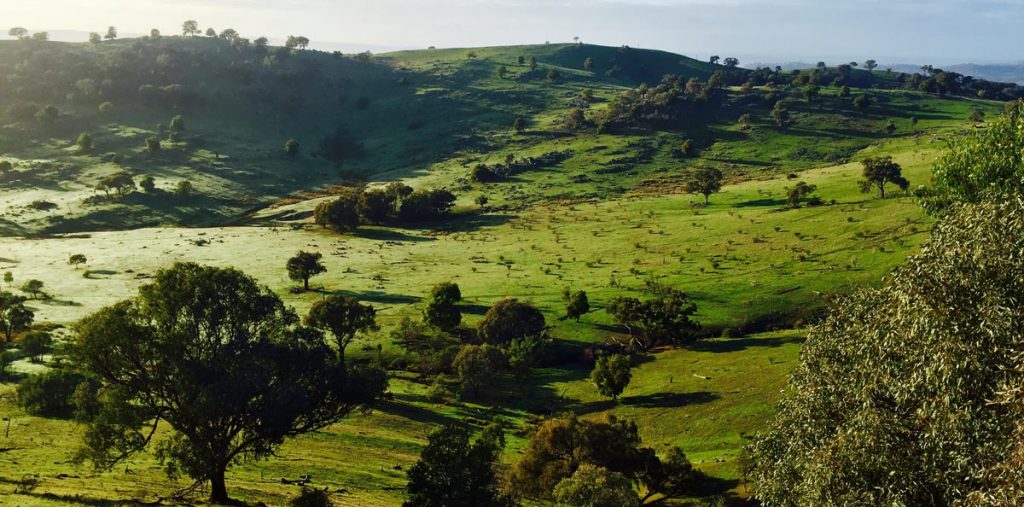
290, 487, 332, 507
17, 369, 94, 418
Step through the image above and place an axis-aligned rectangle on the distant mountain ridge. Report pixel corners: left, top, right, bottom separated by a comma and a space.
749, 60, 1024, 85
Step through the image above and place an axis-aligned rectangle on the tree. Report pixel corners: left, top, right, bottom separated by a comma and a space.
853, 93, 871, 112
925, 101, 1024, 213
218, 28, 238, 41
529, 56, 538, 71
0, 161, 11, 175
36, 105, 59, 125
169, 115, 185, 133
803, 85, 820, 102
403, 424, 513, 507
969, 108, 986, 124
859, 156, 909, 198
591, 354, 632, 400
453, 344, 505, 398
145, 136, 161, 153
286, 251, 326, 291
547, 69, 560, 81
314, 191, 361, 232
182, 20, 199, 36
477, 298, 546, 346
512, 116, 526, 133
284, 139, 300, 157
786, 181, 817, 208
3, 272, 12, 286
561, 288, 589, 322
398, 189, 456, 222
747, 192, 1024, 506
69, 254, 88, 269
771, 101, 793, 129
683, 167, 723, 206
0, 291, 33, 345
306, 296, 378, 358
564, 108, 586, 130
709, 55, 720, 65
205, 28, 216, 37
98, 101, 113, 114
723, 57, 739, 68
17, 368, 92, 417
104, 26, 117, 40
76, 132, 93, 152
496, 65, 508, 79
839, 85, 851, 97
88, 32, 101, 44
72, 262, 387, 503
607, 289, 699, 351
21, 279, 44, 300
509, 414, 705, 502
583, 57, 594, 71
140, 176, 156, 193
864, 59, 878, 72
174, 180, 194, 198
150, 29, 161, 39
553, 464, 640, 507
885, 120, 898, 135
8, 27, 28, 40
18, 331, 52, 362
286, 35, 310, 50
358, 189, 393, 224
424, 282, 462, 332
99, 172, 136, 197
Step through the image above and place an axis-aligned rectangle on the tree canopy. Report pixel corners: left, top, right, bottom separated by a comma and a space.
71, 262, 387, 503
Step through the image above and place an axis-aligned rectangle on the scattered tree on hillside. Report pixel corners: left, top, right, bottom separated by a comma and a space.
0, 291, 33, 345
564, 108, 586, 130
71, 262, 387, 504
839, 85, 851, 97
584, 57, 594, 71
286, 251, 326, 291
8, 27, 28, 40
205, 28, 216, 37
145, 136, 161, 153
424, 282, 462, 332
285, 35, 310, 50
529, 56, 538, 71
139, 175, 156, 193
315, 191, 361, 232
0, 161, 11, 175
804, 85, 820, 102
723, 57, 739, 68
182, 20, 199, 36
512, 116, 526, 133
771, 101, 793, 129
478, 298, 546, 346
35, 105, 59, 125
859, 156, 909, 198
104, 26, 117, 40
509, 415, 707, 503
169, 114, 185, 132
306, 296, 378, 358
76, 132, 93, 152
403, 424, 513, 507
150, 29, 161, 39
174, 180, 194, 198
561, 288, 589, 322
218, 28, 239, 41
98, 172, 135, 197
683, 167, 724, 206
591, 353, 632, 400
786, 181, 818, 208
88, 32, 101, 44
398, 189, 456, 222
608, 289, 699, 351
496, 65, 507, 79
453, 344, 505, 398
68, 254, 87, 269
18, 331, 52, 362
21, 279, 44, 300
709, 55, 720, 65
284, 138, 300, 158
969, 108, 986, 124
853, 93, 871, 112
2, 272, 12, 286
885, 120, 898, 135
17, 368, 92, 417
32, 31, 49, 41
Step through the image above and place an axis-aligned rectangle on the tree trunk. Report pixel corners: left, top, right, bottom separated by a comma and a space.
705, 194, 710, 206
880, 183, 886, 199
209, 467, 229, 504
303, 277, 310, 291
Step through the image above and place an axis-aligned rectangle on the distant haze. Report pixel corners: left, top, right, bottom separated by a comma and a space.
5, 0, 1022, 65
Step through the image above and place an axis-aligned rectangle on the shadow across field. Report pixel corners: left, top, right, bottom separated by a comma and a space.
691, 335, 806, 353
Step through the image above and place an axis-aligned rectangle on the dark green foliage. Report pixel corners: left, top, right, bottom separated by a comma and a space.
771, 101, 792, 129
169, 115, 185, 133
17, 331, 52, 362
600, 75, 712, 130
286, 251, 326, 291
748, 193, 1024, 506
76, 132, 93, 152
608, 289, 699, 351
98, 172, 135, 197
859, 156, 909, 198
145, 136, 161, 153
553, 464, 639, 507
291, 487, 333, 507
453, 344, 505, 398
358, 189, 393, 224
786, 181, 817, 208
69, 254, 87, 268
285, 139, 300, 157
509, 415, 706, 503
20, 279, 45, 300
424, 282, 462, 332
314, 190, 361, 232
71, 262, 387, 503
561, 288, 589, 322
477, 298, 546, 346
0, 291, 33, 345
403, 424, 513, 507
139, 176, 156, 193
17, 369, 95, 418
318, 127, 363, 167
0, 160, 12, 174
512, 116, 526, 133
683, 167, 723, 205
590, 354, 632, 400
398, 189, 456, 222
174, 180, 194, 198
305, 296, 378, 357
853, 93, 871, 112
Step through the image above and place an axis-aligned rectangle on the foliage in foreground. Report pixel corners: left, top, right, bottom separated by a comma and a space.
748, 193, 1024, 505
403, 423, 514, 507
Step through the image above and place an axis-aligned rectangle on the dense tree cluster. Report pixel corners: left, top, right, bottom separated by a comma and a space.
314, 184, 455, 231
608, 289, 700, 351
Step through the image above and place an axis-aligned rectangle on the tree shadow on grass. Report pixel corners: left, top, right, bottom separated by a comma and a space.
326, 289, 421, 306
10, 490, 161, 506
375, 394, 460, 427
690, 336, 806, 354
356, 228, 435, 243
622, 390, 719, 409
734, 198, 787, 208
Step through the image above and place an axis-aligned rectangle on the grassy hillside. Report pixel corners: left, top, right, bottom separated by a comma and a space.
0, 35, 1009, 506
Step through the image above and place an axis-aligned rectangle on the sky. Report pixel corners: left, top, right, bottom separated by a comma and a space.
2, 0, 1022, 65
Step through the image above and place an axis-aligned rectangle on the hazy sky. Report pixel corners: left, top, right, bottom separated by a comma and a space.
4, 0, 1022, 64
